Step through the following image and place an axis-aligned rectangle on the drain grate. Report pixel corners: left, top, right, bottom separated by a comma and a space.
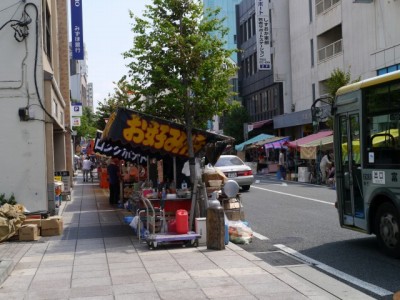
255, 251, 304, 266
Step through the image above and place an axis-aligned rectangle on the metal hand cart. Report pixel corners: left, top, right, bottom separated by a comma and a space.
146, 231, 200, 249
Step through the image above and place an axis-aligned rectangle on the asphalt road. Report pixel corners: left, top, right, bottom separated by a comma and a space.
237, 176, 400, 298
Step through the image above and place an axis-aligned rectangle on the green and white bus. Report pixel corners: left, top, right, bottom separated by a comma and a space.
333, 70, 400, 257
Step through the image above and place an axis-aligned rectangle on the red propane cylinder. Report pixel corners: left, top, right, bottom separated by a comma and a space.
175, 209, 189, 234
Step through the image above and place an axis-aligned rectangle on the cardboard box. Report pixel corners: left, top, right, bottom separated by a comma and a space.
19, 224, 40, 241
41, 216, 63, 236
22, 219, 42, 228
224, 202, 240, 210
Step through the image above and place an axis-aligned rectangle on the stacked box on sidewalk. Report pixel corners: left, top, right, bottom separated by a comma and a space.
41, 216, 63, 236
19, 224, 40, 241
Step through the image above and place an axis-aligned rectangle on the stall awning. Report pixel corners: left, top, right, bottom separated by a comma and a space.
299, 135, 334, 159
286, 130, 333, 148
244, 136, 287, 150
94, 131, 148, 163
100, 108, 234, 159
235, 133, 274, 151
263, 136, 290, 149
251, 119, 273, 129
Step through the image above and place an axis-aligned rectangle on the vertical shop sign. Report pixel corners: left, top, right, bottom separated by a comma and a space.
70, 0, 84, 60
255, 0, 271, 70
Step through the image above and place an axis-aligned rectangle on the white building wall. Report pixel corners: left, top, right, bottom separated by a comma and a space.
289, 0, 400, 114
0, 0, 48, 211
288, 1, 315, 112
271, 0, 292, 114
341, 1, 400, 79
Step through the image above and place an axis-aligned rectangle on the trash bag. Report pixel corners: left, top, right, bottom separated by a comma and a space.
228, 220, 253, 244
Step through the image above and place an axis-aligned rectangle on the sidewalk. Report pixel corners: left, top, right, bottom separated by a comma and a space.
0, 174, 374, 299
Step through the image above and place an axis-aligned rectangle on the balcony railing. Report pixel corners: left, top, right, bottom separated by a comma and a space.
316, 0, 341, 15
318, 39, 342, 62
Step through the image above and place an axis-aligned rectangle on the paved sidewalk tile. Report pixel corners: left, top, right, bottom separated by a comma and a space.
0, 175, 375, 299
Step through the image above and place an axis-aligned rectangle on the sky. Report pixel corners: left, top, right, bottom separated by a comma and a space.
81, 0, 151, 111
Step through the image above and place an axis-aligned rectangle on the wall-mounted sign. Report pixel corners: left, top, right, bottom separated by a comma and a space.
72, 117, 81, 127
70, 0, 84, 60
71, 102, 83, 117
255, 0, 271, 70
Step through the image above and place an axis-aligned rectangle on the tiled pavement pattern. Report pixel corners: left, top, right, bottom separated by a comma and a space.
0, 174, 373, 299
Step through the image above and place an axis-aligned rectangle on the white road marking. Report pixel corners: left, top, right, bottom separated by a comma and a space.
274, 244, 393, 297
252, 185, 334, 206
252, 231, 269, 240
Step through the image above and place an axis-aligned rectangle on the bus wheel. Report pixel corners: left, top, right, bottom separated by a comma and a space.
375, 202, 400, 258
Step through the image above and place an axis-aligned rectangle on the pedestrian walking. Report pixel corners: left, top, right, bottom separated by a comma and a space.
82, 156, 92, 182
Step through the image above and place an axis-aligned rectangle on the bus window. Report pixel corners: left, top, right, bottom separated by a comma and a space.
365, 81, 400, 167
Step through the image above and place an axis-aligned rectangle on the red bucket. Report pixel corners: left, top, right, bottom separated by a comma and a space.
175, 209, 188, 234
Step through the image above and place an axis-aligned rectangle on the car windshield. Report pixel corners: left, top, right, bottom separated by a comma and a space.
215, 156, 244, 167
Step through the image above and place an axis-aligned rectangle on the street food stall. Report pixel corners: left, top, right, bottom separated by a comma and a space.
99, 108, 234, 246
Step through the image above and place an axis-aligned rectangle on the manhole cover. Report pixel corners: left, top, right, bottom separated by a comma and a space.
255, 251, 304, 266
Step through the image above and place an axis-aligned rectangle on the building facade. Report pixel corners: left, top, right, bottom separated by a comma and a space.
236, 0, 291, 137
70, 43, 88, 107
237, 0, 400, 140
203, 0, 242, 63
203, 0, 242, 134
0, 0, 71, 212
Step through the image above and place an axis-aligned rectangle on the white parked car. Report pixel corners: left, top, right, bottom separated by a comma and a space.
214, 155, 254, 191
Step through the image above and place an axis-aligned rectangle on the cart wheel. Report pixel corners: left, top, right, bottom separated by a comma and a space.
193, 239, 199, 247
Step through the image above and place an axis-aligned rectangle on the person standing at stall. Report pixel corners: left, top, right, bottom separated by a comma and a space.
107, 158, 121, 205
278, 149, 286, 180
320, 151, 332, 184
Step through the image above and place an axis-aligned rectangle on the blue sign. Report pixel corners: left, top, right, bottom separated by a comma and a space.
70, 0, 84, 60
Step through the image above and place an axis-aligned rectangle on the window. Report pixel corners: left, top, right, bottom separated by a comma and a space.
247, 17, 252, 39
245, 57, 250, 77
309, 0, 313, 22
312, 83, 316, 102
310, 39, 314, 67
253, 53, 257, 74
52, 99, 58, 117
243, 21, 247, 42
377, 64, 400, 76
364, 81, 400, 167
252, 14, 256, 36
42, 3, 52, 62
249, 55, 253, 76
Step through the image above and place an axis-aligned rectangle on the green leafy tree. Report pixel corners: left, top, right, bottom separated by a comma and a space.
326, 67, 360, 100
223, 101, 249, 144
321, 67, 360, 129
95, 77, 136, 130
123, 0, 237, 182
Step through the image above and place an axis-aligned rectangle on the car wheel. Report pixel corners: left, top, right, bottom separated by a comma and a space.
241, 185, 250, 191
374, 202, 400, 258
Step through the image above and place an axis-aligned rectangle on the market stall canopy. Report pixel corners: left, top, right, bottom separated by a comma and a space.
100, 108, 234, 161
235, 133, 274, 151
263, 136, 290, 149
286, 130, 333, 149
299, 135, 334, 159
243, 136, 289, 150
94, 131, 148, 164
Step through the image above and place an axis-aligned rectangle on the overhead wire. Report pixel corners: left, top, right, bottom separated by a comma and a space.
0, 2, 56, 123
